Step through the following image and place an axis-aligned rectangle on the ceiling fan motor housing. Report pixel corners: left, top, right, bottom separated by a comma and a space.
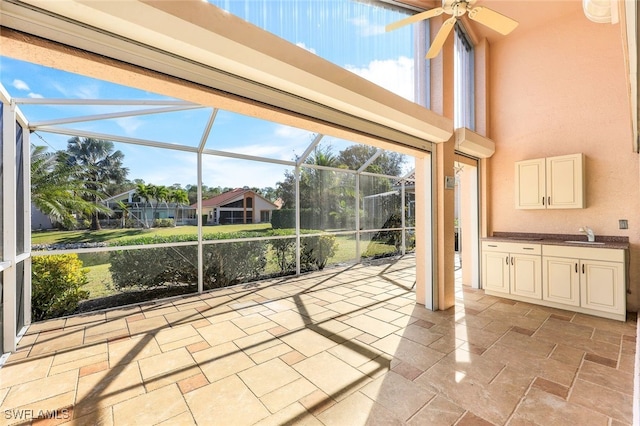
443, 0, 471, 17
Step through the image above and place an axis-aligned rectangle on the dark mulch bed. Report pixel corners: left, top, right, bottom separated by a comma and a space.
74, 285, 197, 313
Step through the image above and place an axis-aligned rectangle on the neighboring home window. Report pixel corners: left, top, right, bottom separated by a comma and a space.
246, 197, 253, 208
260, 210, 270, 222
223, 200, 244, 208
454, 24, 474, 130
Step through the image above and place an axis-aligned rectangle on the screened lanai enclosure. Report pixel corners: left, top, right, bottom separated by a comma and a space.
0, 0, 452, 355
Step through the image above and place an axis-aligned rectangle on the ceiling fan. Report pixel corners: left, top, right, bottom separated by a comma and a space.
386, 0, 519, 59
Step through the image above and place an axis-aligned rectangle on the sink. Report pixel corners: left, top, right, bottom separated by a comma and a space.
564, 241, 606, 245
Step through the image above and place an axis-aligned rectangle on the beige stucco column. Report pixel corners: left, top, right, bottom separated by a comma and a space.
429, 16, 456, 310
436, 139, 456, 309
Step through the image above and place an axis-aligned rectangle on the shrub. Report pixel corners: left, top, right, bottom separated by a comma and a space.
203, 240, 267, 289
153, 218, 175, 228
109, 245, 198, 290
268, 230, 297, 274
108, 230, 338, 292
109, 233, 268, 291
32, 254, 90, 321
301, 234, 337, 270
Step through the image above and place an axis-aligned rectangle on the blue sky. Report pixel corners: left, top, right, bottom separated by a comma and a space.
0, 0, 416, 190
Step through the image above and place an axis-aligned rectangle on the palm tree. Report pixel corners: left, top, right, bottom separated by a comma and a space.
150, 185, 170, 225
31, 145, 110, 229
66, 137, 128, 230
169, 188, 189, 225
134, 182, 153, 228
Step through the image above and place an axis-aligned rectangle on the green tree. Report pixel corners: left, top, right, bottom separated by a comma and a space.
169, 188, 189, 225
337, 144, 405, 176
135, 182, 153, 228
31, 145, 109, 229
66, 137, 128, 230
258, 186, 277, 201
150, 185, 170, 222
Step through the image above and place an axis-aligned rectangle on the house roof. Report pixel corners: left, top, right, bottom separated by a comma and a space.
194, 188, 278, 209
103, 189, 137, 203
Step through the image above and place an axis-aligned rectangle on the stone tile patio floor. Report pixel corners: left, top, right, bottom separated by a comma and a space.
0, 254, 636, 425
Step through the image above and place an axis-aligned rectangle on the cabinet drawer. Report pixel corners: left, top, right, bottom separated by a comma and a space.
482, 241, 541, 255
542, 245, 624, 262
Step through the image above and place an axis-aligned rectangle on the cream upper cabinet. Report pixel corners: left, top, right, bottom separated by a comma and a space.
515, 158, 546, 209
515, 153, 584, 209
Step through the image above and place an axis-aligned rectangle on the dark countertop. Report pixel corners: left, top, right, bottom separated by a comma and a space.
483, 232, 629, 250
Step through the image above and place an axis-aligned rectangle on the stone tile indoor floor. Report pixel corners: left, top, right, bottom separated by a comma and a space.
0, 254, 636, 425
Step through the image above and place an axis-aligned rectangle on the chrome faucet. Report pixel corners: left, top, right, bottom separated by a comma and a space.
579, 226, 595, 242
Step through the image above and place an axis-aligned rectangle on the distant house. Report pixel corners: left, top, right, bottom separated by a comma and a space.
195, 188, 279, 225
31, 203, 55, 230
104, 189, 196, 227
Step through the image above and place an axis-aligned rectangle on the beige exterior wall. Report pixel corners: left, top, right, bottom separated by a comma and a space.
485, 4, 639, 310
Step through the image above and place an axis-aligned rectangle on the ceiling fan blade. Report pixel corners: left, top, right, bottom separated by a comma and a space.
386, 7, 444, 32
467, 6, 518, 35
426, 17, 456, 59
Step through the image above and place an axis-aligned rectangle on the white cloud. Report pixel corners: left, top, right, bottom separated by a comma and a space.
114, 116, 144, 135
28, 92, 44, 99
52, 81, 100, 99
12, 79, 30, 91
274, 125, 312, 140
134, 152, 286, 189
296, 42, 317, 54
350, 16, 386, 37
345, 56, 415, 102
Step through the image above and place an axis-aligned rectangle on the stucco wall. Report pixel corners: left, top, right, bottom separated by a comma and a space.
254, 197, 276, 223
486, 8, 640, 311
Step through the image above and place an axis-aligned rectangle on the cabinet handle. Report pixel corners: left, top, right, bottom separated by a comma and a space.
548, 196, 551, 205
542, 197, 545, 206
488, 244, 498, 247
523, 247, 534, 250
511, 257, 514, 265
506, 256, 509, 265
582, 264, 585, 274
575, 263, 578, 273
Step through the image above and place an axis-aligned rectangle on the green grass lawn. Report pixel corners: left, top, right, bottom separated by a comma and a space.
84, 263, 117, 299
32, 223, 273, 245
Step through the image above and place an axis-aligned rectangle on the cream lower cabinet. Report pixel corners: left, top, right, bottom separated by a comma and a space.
543, 245, 626, 321
482, 242, 542, 299
483, 242, 627, 321
542, 256, 580, 307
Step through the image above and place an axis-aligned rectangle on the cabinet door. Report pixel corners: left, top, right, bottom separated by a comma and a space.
483, 251, 510, 293
546, 154, 584, 209
515, 158, 545, 209
580, 260, 624, 315
510, 254, 542, 299
543, 256, 580, 306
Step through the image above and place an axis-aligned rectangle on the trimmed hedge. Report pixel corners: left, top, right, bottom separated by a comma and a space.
32, 254, 90, 321
270, 209, 316, 229
108, 230, 337, 291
